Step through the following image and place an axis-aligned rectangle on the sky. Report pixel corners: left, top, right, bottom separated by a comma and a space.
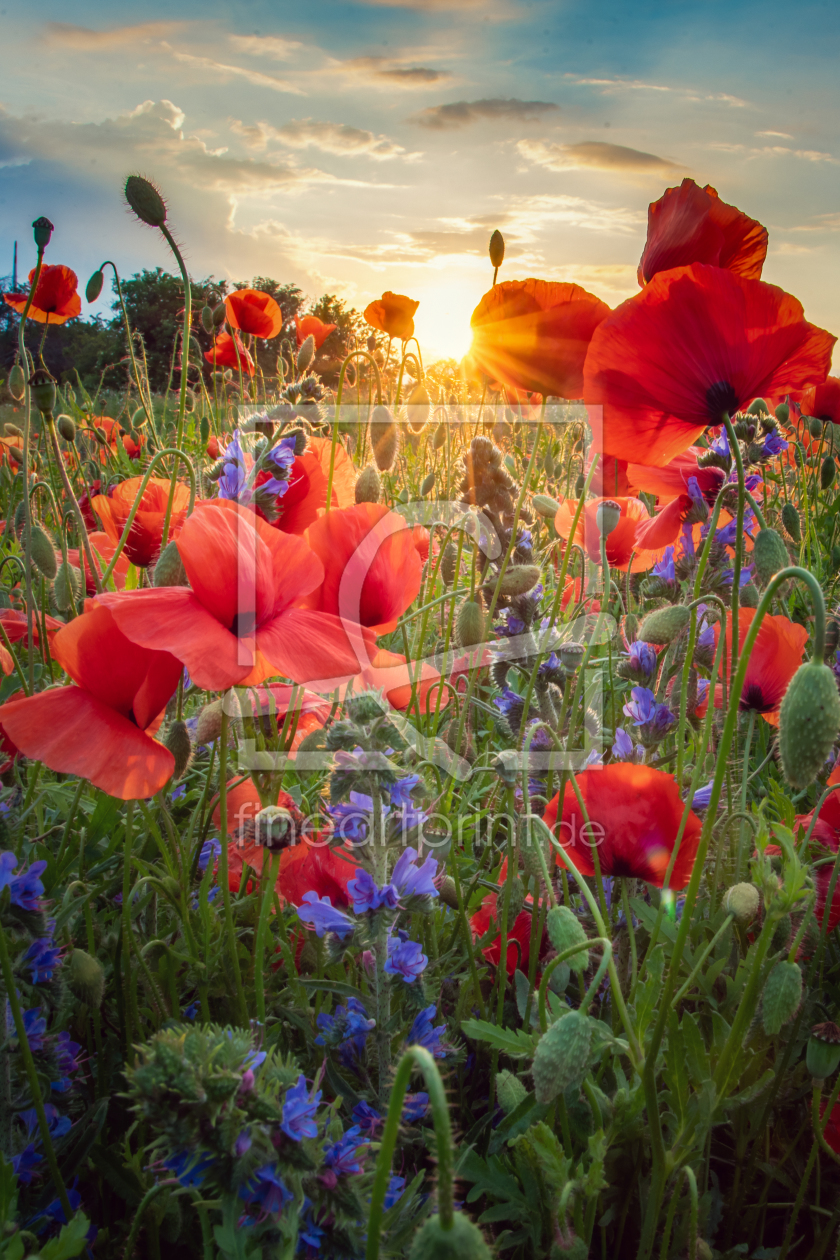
1, 0, 840, 363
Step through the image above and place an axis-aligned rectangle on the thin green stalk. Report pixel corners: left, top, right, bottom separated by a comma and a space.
218, 708, 247, 1023
98, 447, 196, 586
16, 242, 45, 692
254, 847, 281, 1026
158, 224, 192, 545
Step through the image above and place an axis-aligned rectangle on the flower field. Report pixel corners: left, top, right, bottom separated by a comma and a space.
0, 174, 839, 1259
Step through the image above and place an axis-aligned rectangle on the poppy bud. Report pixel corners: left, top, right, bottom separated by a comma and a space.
355, 465, 381, 504
740, 581, 759, 608
596, 499, 622, 536
546, 905, 590, 973
781, 502, 801, 543
550, 1233, 589, 1259
420, 471, 435, 497
32, 216, 54, 250
370, 405, 398, 471
574, 474, 586, 496
775, 402, 790, 426
496, 1069, 527, 1115
4, 424, 22, 440
440, 718, 475, 764
544, 450, 554, 477
184, 388, 196, 414
124, 174, 167, 228
153, 540, 188, 588
29, 523, 57, 580
558, 642, 585, 672
56, 415, 76, 442
7, 446, 22, 468
68, 948, 105, 1008
493, 749, 520, 785
489, 229, 505, 270
747, 398, 770, 417
54, 561, 82, 611
778, 661, 840, 789
164, 720, 192, 780
533, 493, 561, 519
808, 416, 824, 440
200, 305, 215, 335
8, 364, 25, 402
806, 1022, 840, 1080
437, 875, 459, 909
532, 1009, 592, 1103
638, 605, 690, 645
28, 368, 56, 418
85, 269, 104, 303
440, 544, 459, 586
723, 882, 760, 924
753, 528, 789, 586
497, 565, 541, 597
762, 960, 802, 1035
822, 455, 836, 491
366, 332, 377, 353
196, 700, 225, 745
434, 422, 447, 450
406, 382, 431, 433
296, 335, 316, 374
409, 1213, 492, 1260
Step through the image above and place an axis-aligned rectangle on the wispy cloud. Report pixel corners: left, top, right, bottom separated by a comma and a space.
228, 35, 304, 60
518, 138, 683, 179
163, 46, 305, 95
338, 57, 451, 87
44, 20, 187, 49
564, 73, 749, 108
757, 130, 794, 139
412, 98, 559, 130
707, 141, 837, 163
231, 118, 418, 161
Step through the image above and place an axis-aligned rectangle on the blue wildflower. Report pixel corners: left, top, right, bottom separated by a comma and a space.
198, 838, 221, 873
25, 936, 62, 984
652, 546, 676, 584
217, 431, 249, 502
762, 428, 788, 458
623, 640, 657, 679
281, 1075, 321, 1142
163, 1149, 216, 1188
691, 781, 715, 812
239, 1163, 293, 1215
352, 1100, 382, 1135
0, 853, 47, 912
315, 998, 375, 1067
297, 893, 355, 940
623, 688, 657, 726
391, 847, 438, 899
385, 1175, 406, 1209
324, 1125, 369, 1177
182, 1002, 199, 1020
389, 775, 420, 808
347, 868, 398, 913
611, 727, 643, 763
384, 933, 428, 983
12, 1144, 40, 1184
406, 1005, 449, 1058
402, 1093, 429, 1122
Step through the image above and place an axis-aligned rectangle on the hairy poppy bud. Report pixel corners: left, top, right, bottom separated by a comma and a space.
532, 1009, 592, 1103
85, 269, 104, 303
212, 301, 227, 328
596, 499, 622, 536
196, 700, 224, 745
409, 1213, 492, 1260
420, 471, 435, 497
4, 423, 22, 440
200, 305, 215, 335
504, 875, 526, 923
747, 398, 770, 417
723, 882, 760, 924
184, 388, 196, 415
164, 720, 192, 780
8, 364, 25, 402
456, 599, 485, 648
550, 1233, 589, 1259
370, 405, 398, 471
497, 564, 541, 597
740, 581, 759, 608
441, 543, 461, 587
440, 718, 475, 764
125, 175, 167, 228
355, 465, 381, 504
807, 1022, 840, 1080
496, 1069, 527, 1115
199, 416, 210, 445
68, 948, 105, 1008
546, 905, 590, 973
434, 422, 447, 450
29, 523, 57, 580
779, 661, 840, 788
753, 528, 789, 586
57, 415, 76, 442
533, 493, 561, 519
32, 217, 54, 250
406, 381, 431, 432
54, 560, 82, 611
489, 229, 505, 270
809, 416, 825, 440
28, 368, 56, 418
296, 334, 315, 374
822, 455, 836, 491
437, 875, 459, 909
775, 401, 790, 426
638, 605, 690, 645
154, 540, 188, 588
762, 960, 802, 1034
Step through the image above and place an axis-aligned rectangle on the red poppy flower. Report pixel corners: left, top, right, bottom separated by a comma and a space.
0, 435, 23, 469
67, 531, 130, 595
95, 499, 370, 691
79, 480, 102, 532
241, 683, 331, 750
584, 263, 836, 467
224, 288, 284, 339
554, 496, 664, 572
90, 417, 144, 461
92, 476, 191, 568
339, 646, 443, 713
820, 1100, 840, 1154
4, 265, 81, 325
469, 860, 540, 977
629, 449, 726, 507
0, 609, 62, 646
205, 333, 255, 376
294, 315, 337, 349
714, 608, 808, 726
800, 377, 840, 425
0, 603, 181, 799
469, 280, 610, 401
543, 763, 702, 889
206, 435, 221, 459
364, 292, 419, 342
258, 436, 356, 535
302, 503, 423, 635
637, 180, 768, 286
586, 452, 636, 499
558, 575, 601, 614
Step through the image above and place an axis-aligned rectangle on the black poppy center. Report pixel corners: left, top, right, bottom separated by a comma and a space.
706, 380, 740, 421
230, 610, 257, 638
741, 683, 772, 714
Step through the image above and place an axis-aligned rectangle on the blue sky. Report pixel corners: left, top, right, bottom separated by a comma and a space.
2, 0, 839, 361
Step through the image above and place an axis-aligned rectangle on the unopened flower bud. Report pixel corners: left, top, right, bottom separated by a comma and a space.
723, 882, 760, 924
546, 905, 590, 972
54, 561, 82, 612
809, 416, 825, 440
370, 405, 398, 471
164, 720, 192, 780
409, 1213, 492, 1260
8, 364, 25, 402
85, 269, 104, 303
753, 528, 789, 586
406, 381, 431, 433
29, 522, 57, 580
489, 229, 505, 270
533, 493, 561, 519
420, 470, 435, 497
638, 605, 690, 645
124, 175, 167, 228
596, 499, 622, 536
434, 422, 446, 450
153, 540, 188, 588
296, 334, 315, 374
68, 948, 105, 1008
822, 455, 836, 491
496, 564, 541, 597
456, 599, 485, 648
56, 415, 76, 442
355, 465, 381, 504
532, 1009, 592, 1103
201, 305, 216, 334
779, 662, 840, 789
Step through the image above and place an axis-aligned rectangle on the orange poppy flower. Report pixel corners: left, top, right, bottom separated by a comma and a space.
3, 265, 81, 325
637, 180, 768, 286
714, 607, 808, 725
364, 291, 419, 342
258, 435, 356, 535
584, 263, 835, 467
205, 333, 255, 376
585, 452, 636, 498
800, 377, 840, 425
67, 531, 130, 595
0, 603, 181, 799
294, 315, 337, 349
469, 279, 610, 400
224, 288, 284, 339
92, 476, 191, 568
90, 416, 144, 460
95, 499, 371, 691
543, 763, 702, 889
0, 609, 63, 646
469, 860, 540, 977
554, 496, 664, 572
206, 435, 221, 459
628, 449, 726, 507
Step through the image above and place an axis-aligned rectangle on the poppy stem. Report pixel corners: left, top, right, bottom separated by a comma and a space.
16, 244, 45, 694
157, 224, 192, 547
218, 704, 248, 1025
735, 710, 756, 881
329, 350, 383, 514
44, 415, 104, 594
254, 846, 281, 1027
722, 414, 746, 679
98, 447, 196, 587
99, 262, 155, 430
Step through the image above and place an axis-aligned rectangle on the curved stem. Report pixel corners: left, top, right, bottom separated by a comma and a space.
122, 1180, 179, 1260
100, 261, 154, 429
158, 224, 192, 545
16, 244, 45, 692
97, 447, 196, 585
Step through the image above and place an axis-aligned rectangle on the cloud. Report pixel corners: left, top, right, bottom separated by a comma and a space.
339, 57, 451, 87
707, 141, 837, 164
412, 98, 559, 130
163, 46, 304, 95
228, 35, 304, 60
518, 138, 683, 179
564, 74, 750, 109
231, 118, 416, 161
757, 130, 794, 139
44, 20, 186, 48
350, 0, 487, 8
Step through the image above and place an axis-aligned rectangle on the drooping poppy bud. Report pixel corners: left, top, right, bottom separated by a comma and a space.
164, 720, 192, 779
778, 661, 840, 788
723, 882, 760, 924
354, 465, 382, 504
85, 269, 104, 303
8, 364, 25, 401
68, 948, 105, 1008
533, 493, 561, 519
489, 229, 505, 270
420, 471, 435, 497
496, 565, 541, 597
456, 599, 485, 648
124, 175, 167, 228
532, 1010, 592, 1103
753, 528, 789, 586
370, 405, 398, 471
409, 1213, 492, 1260
296, 334, 315, 374
406, 381, 431, 432
153, 540, 188, 588
29, 522, 57, 580
200, 305, 216, 335
32, 217, 54, 250
57, 415, 76, 442
638, 605, 690, 645
54, 561, 82, 611
822, 455, 836, 491
546, 905, 590, 972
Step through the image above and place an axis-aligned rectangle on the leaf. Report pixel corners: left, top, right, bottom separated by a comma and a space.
124, 562, 140, 591
84, 792, 121, 846
723, 1068, 776, 1110
681, 1013, 710, 1087
459, 1148, 529, 1213
514, 1120, 570, 1195
663, 1010, 689, 1128
300, 979, 366, 1003
38, 1213, 91, 1260
489, 1092, 549, 1154
762, 961, 802, 1035
462, 1018, 539, 1058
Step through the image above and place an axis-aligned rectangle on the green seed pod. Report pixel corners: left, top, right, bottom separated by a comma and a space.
165, 720, 192, 780
546, 905, 590, 973
408, 1212, 492, 1260
497, 565, 541, 598
56, 415, 76, 442
778, 662, 840, 789
29, 523, 57, 580
489, 229, 505, 270
370, 405, 398, 472
68, 948, 105, 1008
53, 561, 82, 612
762, 960, 802, 1035
153, 540, 188, 588
8, 364, 25, 402
753, 528, 789, 586
532, 1009, 592, 1103
420, 471, 435, 497
406, 381, 431, 433
32, 216, 54, 249
125, 174, 167, 228
200, 305, 215, 335
29, 369, 56, 417
296, 335, 315, 375
496, 1069, 527, 1115
822, 455, 836, 491
740, 581, 759, 608
809, 416, 825, 440
637, 605, 690, 645
806, 1022, 840, 1080
434, 422, 447, 450
533, 493, 562, 519
355, 465, 382, 505
723, 883, 760, 924
456, 599, 485, 648
596, 499, 622, 535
